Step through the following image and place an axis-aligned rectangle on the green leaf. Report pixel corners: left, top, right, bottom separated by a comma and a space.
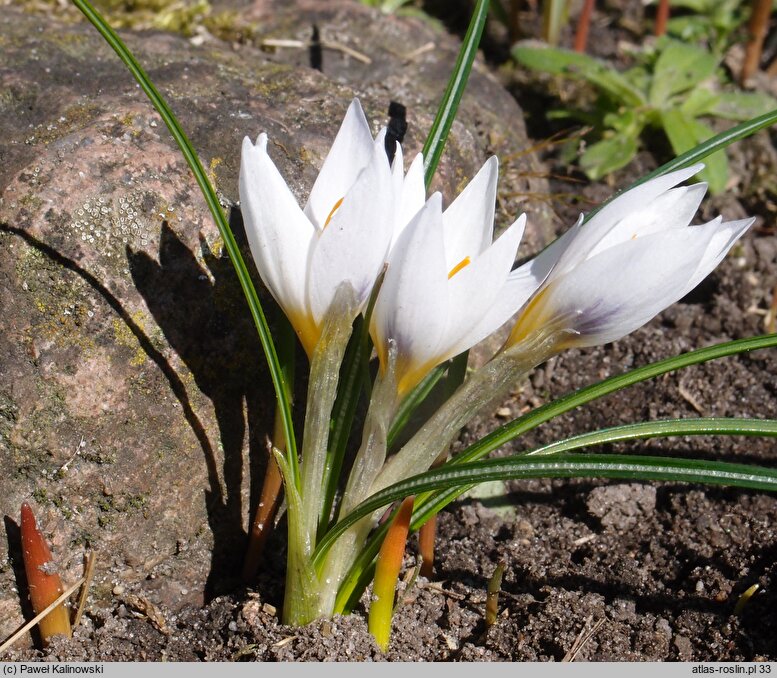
387, 364, 448, 449
580, 135, 639, 180
71, 0, 299, 482
649, 40, 718, 105
330, 336, 777, 608
709, 91, 777, 122
661, 109, 728, 193
621, 107, 777, 191
446, 334, 777, 472
316, 453, 777, 557
523, 418, 777, 457
422, 0, 490, 186
512, 42, 646, 107
680, 87, 722, 118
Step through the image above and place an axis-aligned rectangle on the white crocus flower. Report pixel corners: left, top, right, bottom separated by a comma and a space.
508, 164, 754, 349
372, 156, 541, 396
239, 99, 396, 356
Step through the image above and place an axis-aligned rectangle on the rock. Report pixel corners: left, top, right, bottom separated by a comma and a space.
226, 0, 554, 248
586, 484, 657, 532
0, 3, 549, 639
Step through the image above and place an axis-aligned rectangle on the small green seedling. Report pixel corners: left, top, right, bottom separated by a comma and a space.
485, 560, 506, 628
513, 36, 777, 191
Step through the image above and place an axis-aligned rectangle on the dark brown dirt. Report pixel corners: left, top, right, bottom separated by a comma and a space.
3, 0, 777, 663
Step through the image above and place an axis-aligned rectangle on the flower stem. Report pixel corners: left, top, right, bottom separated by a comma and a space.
298, 286, 358, 553
321, 331, 561, 616
372, 330, 562, 496
274, 450, 320, 626
315, 348, 399, 616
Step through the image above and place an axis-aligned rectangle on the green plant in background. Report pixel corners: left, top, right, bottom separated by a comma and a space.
61, 0, 777, 653
358, 0, 417, 13
662, 0, 749, 55
513, 36, 777, 190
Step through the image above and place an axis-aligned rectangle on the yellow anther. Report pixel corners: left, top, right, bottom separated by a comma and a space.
324, 197, 344, 228
447, 256, 471, 279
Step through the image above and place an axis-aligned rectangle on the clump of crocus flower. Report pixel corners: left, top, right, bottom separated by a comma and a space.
238, 98, 752, 639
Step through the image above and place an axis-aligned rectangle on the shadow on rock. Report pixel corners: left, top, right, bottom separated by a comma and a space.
127, 212, 275, 600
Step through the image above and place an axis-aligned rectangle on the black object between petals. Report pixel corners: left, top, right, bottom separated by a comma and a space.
385, 101, 407, 166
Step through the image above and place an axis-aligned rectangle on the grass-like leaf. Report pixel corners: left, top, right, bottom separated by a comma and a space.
327, 334, 777, 607
523, 417, 777, 456
422, 0, 490, 186
71, 0, 299, 482
448, 334, 777, 471
630, 108, 777, 185
411, 417, 777, 527
317, 452, 777, 560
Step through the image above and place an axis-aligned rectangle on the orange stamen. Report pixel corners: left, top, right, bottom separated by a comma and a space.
324, 197, 344, 228
447, 256, 471, 279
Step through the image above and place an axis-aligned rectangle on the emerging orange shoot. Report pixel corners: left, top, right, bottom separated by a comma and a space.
20, 503, 72, 644
418, 517, 437, 579
368, 496, 414, 652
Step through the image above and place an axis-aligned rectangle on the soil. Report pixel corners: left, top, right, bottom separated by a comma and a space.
3, 0, 777, 663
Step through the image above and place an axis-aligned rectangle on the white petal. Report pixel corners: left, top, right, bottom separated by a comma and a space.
455, 218, 549, 353
530, 224, 719, 347
555, 163, 705, 275
373, 194, 449, 381
391, 141, 405, 207
239, 135, 315, 321
307, 141, 395, 323
586, 183, 707, 259
514, 213, 583, 292
441, 215, 527, 358
442, 156, 498, 267
392, 152, 426, 248
682, 217, 753, 296
304, 99, 375, 229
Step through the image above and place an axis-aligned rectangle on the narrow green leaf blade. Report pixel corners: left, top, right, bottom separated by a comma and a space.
71, 0, 299, 479
661, 109, 728, 193
317, 453, 777, 558
524, 418, 777, 458
422, 0, 490, 186
449, 334, 777, 471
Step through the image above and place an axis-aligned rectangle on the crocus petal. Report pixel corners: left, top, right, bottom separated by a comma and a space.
239, 134, 316, 330
586, 183, 707, 258
308, 140, 395, 323
520, 225, 723, 348
392, 153, 426, 247
467, 261, 549, 350
372, 194, 449, 389
511, 213, 583, 295
682, 217, 753, 296
304, 99, 375, 229
391, 140, 405, 207
441, 216, 526, 357
442, 156, 498, 266
450, 216, 553, 354
553, 163, 705, 276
